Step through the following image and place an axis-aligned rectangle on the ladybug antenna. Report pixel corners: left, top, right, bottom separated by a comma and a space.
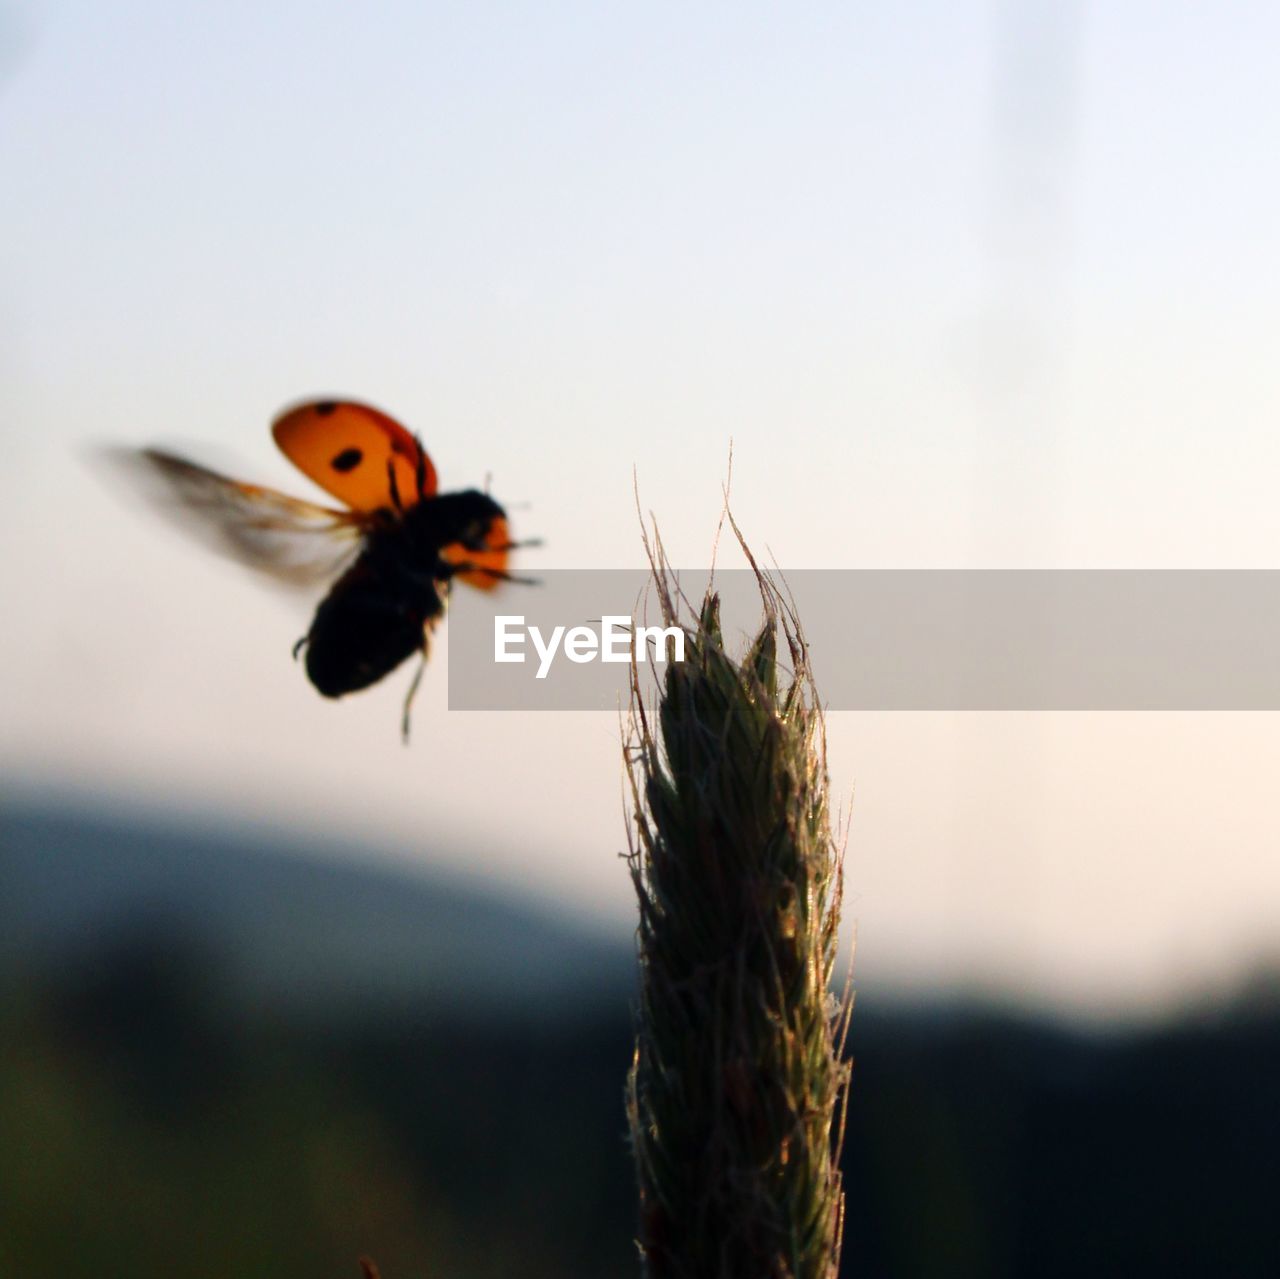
467, 565, 542, 586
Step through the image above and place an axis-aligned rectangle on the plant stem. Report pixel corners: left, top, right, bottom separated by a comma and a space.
626, 531, 852, 1279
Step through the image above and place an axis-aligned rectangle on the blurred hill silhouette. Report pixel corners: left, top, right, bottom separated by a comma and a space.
3, 792, 1279, 1277
1, 798, 633, 1017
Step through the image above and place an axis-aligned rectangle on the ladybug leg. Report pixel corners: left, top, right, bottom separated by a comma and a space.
400, 652, 426, 745
400, 618, 440, 745
292, 635, 309, 660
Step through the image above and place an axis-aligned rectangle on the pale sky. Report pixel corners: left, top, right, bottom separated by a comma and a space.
3, 1, 1279, 1022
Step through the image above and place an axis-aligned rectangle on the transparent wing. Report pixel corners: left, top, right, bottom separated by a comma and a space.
115, 448, 367, 588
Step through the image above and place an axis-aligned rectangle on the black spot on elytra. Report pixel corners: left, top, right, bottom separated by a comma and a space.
331, 447, 363, 473
315, 401, 338, 416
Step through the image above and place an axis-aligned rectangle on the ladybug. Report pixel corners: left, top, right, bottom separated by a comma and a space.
128, 399, 531, 739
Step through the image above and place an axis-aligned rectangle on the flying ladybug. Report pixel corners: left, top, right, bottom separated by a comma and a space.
124, 399, 531, 740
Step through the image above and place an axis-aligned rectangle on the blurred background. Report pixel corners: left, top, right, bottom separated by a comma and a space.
3, 2, 1279, 1275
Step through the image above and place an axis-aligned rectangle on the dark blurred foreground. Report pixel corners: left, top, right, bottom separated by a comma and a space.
3, 800, 1279, 1278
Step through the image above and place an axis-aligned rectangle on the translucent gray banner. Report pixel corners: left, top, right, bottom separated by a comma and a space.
446, 571, 1280, 710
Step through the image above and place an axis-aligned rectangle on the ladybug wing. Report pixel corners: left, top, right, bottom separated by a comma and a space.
122, 448, 367, 588
272, 400, 439, 513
